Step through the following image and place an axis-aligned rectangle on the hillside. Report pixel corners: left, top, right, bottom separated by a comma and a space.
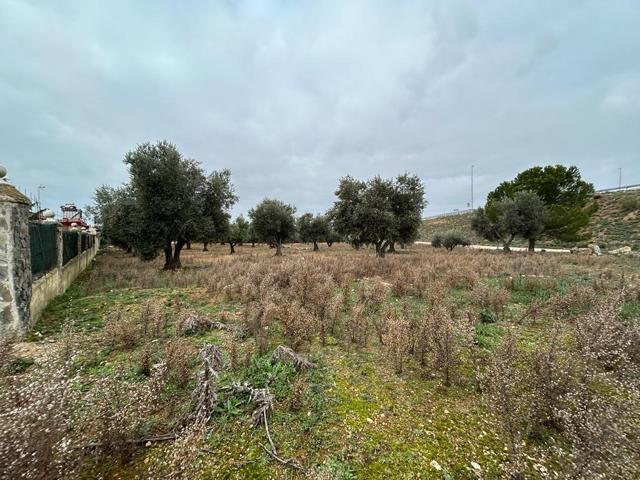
421, 188, 640, 251
583, 189, 640, 251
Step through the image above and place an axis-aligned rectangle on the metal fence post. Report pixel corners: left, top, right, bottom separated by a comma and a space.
57, 226, 63, 269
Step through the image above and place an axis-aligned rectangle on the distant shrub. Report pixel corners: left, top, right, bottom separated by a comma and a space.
442, 232, 470, 251
431, 234, 443, 248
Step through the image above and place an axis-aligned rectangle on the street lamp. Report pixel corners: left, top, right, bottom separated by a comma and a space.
37, 184, 46, 211
619, 168, 622, 189
471, 165, 474, 210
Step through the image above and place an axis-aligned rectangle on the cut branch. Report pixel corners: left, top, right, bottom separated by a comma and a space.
272, 345, 316, 370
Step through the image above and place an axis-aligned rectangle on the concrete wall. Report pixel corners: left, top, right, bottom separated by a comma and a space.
30, 234, 99, 323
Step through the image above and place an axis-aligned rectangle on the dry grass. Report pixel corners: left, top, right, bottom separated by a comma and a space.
2, 242, 640, 479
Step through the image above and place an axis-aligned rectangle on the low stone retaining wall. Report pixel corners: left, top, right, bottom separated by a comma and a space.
30, 239, 99, 323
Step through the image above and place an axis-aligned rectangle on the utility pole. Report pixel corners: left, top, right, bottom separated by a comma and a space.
619, 168, 622, 189
471, 164, 474, 210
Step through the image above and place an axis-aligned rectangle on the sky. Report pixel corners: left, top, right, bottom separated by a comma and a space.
2, 0, 640, 218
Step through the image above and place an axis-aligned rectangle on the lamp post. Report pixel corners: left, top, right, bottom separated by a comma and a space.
471, 165, 474, 210
619, 168, 622, 189
37, 184, 46, 211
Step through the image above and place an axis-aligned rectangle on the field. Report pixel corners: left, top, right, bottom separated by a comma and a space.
2, 243, 640, 479
421, 189, 640, 251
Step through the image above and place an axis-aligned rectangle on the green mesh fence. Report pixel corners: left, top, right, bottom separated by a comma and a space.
63, 231, 79, 265
29, 222, 58, 276
80, 233, 96, 252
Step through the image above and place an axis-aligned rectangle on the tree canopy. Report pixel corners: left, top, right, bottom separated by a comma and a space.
486, 165, 594, 248
93, 141, 236, 269
249, 199, 296, 256
297, 213, 330, 251
89, 184, 140, 252
472, 191, 547, 252
226, 215, 250, 254
196, 169, 238, 250
330, 174, 425, 257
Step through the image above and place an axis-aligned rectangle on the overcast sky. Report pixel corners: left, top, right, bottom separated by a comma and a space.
2, 0, 639, 218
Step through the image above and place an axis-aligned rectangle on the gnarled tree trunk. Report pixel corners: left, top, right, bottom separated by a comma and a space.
313, 240, 319, 252
203, 242, 208, 252
502, 234, 515, 253
375, 240, 390, 258
388, 241, 396, 253
164, 239, 185, 270
163, 243, 172, 269
228, 241, 236, 254
528, 238, 536, 252
275, 240, 283, 256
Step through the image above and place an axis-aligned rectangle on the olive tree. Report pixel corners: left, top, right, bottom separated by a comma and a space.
297, 213, 330, 251
124, 142, 205, 268
197, 170, 237, 251
99, 141, 238, 269
249, 199, 296, 256
226, 215, 250, 254
89, 184, 140, 253
472, 191, 546, 252
324, 219, 341, 246
330, 174, 425, 257
487, 165, 594, 250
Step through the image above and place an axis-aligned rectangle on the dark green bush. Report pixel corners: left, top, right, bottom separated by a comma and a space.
442, 231, 471, 251
479, 309, 497, 324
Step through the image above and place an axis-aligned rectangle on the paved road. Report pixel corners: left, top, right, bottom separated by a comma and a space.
414, 241, 571, 253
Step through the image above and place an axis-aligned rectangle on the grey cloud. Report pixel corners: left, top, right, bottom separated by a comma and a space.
1, 0, 639, 219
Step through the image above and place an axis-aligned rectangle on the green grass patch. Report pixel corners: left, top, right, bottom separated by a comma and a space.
474, 322, 504, 350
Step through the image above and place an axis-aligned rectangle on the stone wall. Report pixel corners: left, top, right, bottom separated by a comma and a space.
0, 168, 100, 337
0, 181, 32, 336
